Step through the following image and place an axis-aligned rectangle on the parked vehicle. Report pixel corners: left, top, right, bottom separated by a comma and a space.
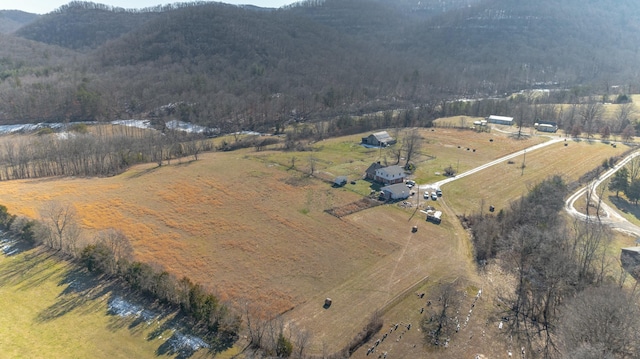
431, 192, 437, 200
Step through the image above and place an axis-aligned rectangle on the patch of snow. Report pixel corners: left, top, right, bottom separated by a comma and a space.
165, 120, 208, 134
0, 231, 19, 256
0, 121, 96, 135
107, 296, 157, 323
167, 332, 210, 355
56, 131, 77, 140
110, 119, 153, 130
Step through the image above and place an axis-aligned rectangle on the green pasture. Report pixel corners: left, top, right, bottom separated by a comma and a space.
0, 248, 215, 359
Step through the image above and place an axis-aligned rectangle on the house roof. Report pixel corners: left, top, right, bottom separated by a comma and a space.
488, 115, 514, 122
378, 165, 404, 177
372, 131, 394, 142
365, 162, 384, 176
381, 183, 410, 197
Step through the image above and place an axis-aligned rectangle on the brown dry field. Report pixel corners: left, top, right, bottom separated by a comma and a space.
0, 151, 399, 316
0, 126, 631, 357
444, 139, 630, 216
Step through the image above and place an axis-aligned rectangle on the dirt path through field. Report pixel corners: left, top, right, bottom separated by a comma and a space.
283, 205, 475, 354
385, 231, 415, 293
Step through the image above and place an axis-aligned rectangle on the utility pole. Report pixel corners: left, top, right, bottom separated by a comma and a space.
521, 150, 526, 176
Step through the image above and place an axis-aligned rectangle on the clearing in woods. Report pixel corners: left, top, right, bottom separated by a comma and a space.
0, 127, 630, 356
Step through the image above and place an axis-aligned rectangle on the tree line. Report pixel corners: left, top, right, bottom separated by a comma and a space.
0, 197, 339, 357
465, 175, 640, 357
0, 125, 212, 181
0, 202, 241, 349
441, 92, 638, 141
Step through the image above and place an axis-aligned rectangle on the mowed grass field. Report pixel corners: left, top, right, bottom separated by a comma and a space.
0, 249, 199, 359
0, 125, 629, 356
257, 126, 547, 188
443, 139, 630, 216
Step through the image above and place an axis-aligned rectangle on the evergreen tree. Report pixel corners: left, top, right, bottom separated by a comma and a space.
608, 167, 629, 198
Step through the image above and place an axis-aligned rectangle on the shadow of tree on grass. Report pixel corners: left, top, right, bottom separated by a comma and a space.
35, 268, 116, 323
609, 195, 640, 220
0, 247, 234, 358
0, 249, 61, 292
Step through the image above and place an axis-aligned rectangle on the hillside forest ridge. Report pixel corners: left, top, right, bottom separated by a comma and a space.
0, 0, 638, 131
0, 1, 640, 359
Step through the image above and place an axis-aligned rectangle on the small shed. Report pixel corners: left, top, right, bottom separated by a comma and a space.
425, 209, 442, 224
334, 176, 347, 187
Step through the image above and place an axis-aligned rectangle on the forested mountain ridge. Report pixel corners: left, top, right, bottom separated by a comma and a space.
0, 10, 39, 33
15, 2, 161, 50
404, 0, 640, 94
0, 0, 639, 130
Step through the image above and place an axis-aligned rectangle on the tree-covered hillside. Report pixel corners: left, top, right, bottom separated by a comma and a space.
0, 10, 39, 33
0, 0, 639, 129
15, 2, 160, 50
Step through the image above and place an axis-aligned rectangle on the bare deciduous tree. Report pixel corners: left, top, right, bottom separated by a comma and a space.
580, 100, 604, 139
558, 284, 640, 358
421, 281, 462, 347
615, 102, 635, 133
96, 228, 134, 273
40, 201, 81, 255
402, 129, 422, 168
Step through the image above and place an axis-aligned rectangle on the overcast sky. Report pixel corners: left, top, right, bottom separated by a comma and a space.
0, 0, 296, 14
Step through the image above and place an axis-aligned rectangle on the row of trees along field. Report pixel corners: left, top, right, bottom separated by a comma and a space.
0, 104, 435, 182
0, 202, 241, 350
464, 176, 640, 358
0, 198, 352, 357
0, 124, 212, 181
441, 92, 638, 141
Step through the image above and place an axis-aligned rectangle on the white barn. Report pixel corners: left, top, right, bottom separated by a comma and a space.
487, 115, 514, 126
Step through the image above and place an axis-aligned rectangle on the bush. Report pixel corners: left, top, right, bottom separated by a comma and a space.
0, 204, 15, 230
80, 242, 116, 274
276, 334, 293, 357
347, 311, 382, 355
10, 216, 44, 245
69, 123, 89, 133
